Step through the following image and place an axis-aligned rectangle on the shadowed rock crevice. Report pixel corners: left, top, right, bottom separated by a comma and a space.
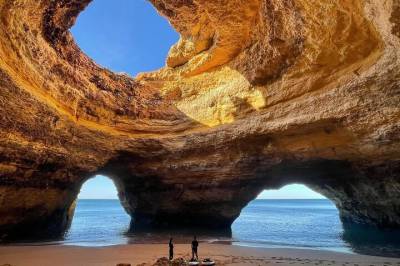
0, 0, 399, 241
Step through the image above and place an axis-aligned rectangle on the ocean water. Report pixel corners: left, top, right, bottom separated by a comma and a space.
60, 199, 400, 257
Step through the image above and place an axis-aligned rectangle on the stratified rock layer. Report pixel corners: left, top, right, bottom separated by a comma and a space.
0, 0, 399, 240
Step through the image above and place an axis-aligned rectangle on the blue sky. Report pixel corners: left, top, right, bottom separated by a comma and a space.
257, 184, 324, 199
72, 2, 325, 200
78, 176, 119, 199
71, 0, 178, 76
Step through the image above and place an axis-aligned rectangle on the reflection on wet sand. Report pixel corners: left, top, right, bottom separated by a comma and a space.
127, 219, 400, 258
126, 223, 233, 245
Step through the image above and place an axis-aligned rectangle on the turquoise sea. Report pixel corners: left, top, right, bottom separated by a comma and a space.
48, 199, 400, 257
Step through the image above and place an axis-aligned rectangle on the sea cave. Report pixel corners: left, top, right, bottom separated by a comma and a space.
0, 0, 399, 244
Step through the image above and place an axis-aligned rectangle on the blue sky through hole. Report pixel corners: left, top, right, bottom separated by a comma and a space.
72, 1, 325, 201
71, 0, 179, 76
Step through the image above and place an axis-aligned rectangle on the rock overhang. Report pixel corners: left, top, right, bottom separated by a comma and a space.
0, 0, 399, 240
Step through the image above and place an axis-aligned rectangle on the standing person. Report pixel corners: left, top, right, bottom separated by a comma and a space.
191, 236, 199, 261
169, 238, 174, 260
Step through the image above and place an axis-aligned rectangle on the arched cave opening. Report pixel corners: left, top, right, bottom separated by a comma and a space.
64, 175, 130, 246
70, 0, 179, 76
231, 184, 348, 252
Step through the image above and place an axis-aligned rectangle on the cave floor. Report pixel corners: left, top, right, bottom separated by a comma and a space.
0, 243, 400, 266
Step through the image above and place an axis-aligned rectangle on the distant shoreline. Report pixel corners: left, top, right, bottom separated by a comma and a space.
76, 198, 330, 200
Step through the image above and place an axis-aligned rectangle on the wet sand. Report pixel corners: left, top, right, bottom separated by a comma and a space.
1, 244, 400, 266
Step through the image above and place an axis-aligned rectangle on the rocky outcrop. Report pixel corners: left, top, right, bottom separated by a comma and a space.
0, 0, 399, 240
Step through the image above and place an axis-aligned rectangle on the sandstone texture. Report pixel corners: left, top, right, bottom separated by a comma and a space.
0, 0, 399, 240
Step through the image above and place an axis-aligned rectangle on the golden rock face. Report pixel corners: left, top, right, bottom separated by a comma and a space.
144, 0, 384, 127
0, 0, 399, 239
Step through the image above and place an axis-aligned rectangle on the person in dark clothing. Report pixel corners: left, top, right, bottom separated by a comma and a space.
191, 236, 199, 261
169, 238, 174, 260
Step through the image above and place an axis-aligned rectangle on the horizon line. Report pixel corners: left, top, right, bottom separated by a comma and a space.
77, 198, 328, 200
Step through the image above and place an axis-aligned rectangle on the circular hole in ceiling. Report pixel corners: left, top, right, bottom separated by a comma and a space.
71, 0, 179, 77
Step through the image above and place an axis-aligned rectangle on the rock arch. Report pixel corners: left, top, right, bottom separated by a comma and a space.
0, 0, 399, 240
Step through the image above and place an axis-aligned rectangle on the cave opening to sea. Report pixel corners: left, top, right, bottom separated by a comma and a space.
71, 0, 179, 77
63, 180, 400, 256
65, 175, 130, 246
66, 181, 346, 250
231, 184, 348, 252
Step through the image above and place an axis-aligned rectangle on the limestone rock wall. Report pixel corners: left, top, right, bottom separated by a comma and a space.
0, 0, 399, 240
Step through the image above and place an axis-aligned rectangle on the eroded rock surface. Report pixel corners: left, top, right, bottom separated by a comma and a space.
0, 0, 399, 240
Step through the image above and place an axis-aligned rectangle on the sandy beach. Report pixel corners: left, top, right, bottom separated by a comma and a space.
1, 244, 399, 266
